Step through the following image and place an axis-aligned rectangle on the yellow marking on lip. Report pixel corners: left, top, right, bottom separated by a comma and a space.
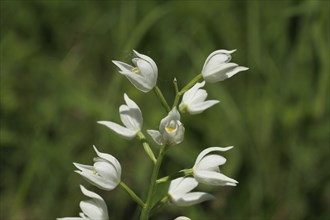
131, 67, 140, 74
166, 127, 175, 132
92, 169, 97, 174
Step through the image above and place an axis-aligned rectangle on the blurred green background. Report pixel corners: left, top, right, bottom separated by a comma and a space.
0, 0, 329, 219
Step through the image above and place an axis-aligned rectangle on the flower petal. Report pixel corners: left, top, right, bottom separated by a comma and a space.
57, 218, 85, 220
202, 50, 236, 73
159, 107, 180, 131
93, 146, 121, 178
188, 100, 220, 114
79, 185, 109, 219
169, 177, 198, 197
123, 93, 140, 110
112, 60, 134, 73
75, 170, 117, 190
175, 192, 215, 206
133, 50, 158, 75
97, 121, 136, 139
226, 66, 249, 78
94, 161, 120, 184
119, 105, 142, 131
194, 146, 233, 167
182, 81, 206, 103
147, 130, 164, 145
174, 217, 191, 220
194, 154, 226, 170
194, 170, 238, 186
122, 71, 153, 92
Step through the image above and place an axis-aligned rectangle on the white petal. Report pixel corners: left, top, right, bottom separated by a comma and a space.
226, 66, 249, 78
123, 93, 140, 110
172, 122, 185, 145
147, 130, 164, 145
97, 121, 136, 139
194, 146, 233, 167
182, 81, 205, 103
122, 71, 153, 92
159, 107, 180, 132
136, 58, 156, 81
94, 161, 120, 184
73, 163, 94, 173
75, 170, 117, 190
80, 185, 103, 201
119, 105, 142, 131
80, 200, 105, 219
56, 218, 85, 220
93, 146, 122, 178
203, 63, 238, 82
79, 185, 109, 219
188, 100, 220, 114
112, 60, 134, 73
202, 50, 236, 73
174, 217, 191, 220
169, 177, 198, 197
195, 154, 227, 170
187, 89, 208, 105
133, 50, 158, 75
194, 170, 238, 186
174, 192, 215, 206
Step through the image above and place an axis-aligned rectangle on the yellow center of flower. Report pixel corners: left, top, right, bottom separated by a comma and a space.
166, 127, 175, 132
131, 67, 140, 74
165, 120, 177, 133
92, 169, 97, 174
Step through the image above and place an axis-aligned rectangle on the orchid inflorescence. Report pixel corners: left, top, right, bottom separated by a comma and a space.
58, 49, 248, 220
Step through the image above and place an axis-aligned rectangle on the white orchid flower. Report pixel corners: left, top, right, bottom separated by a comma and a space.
57, 185, 109, 220
168, 177, 214, 207
112, 50, 158, 92
193, 146, 238, 186
174, 217, 191, 220
74, 146, 121, 191
147, 107, 185, 145
202, 50, 248, 83
179, 81, 219, 114
98, 93, 142, 139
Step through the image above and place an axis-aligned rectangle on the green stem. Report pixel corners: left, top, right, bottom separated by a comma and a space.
153, 86, 171, 112
172, 73, 203, 108
150, 196, 168, 216
119, 181, 145, 207
139, 145, 168, 220
137, 131, 157, 164
156, 169, 187, 184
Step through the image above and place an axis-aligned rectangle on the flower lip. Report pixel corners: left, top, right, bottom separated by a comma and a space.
148, 107, 185, 145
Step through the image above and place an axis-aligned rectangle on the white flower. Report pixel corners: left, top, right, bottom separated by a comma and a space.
98, 93, 142, 139
202, 49, 248, 83
174, 217, 191, 220
147, 107, 185, 145
57, 185, 109, 220
168, 177, 214, 206
179, 81, 219, 114
74, 146, 122, 191
112, 50, 158, 92
193, 146, 238, 186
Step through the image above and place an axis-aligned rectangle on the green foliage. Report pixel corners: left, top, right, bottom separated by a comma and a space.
0, 0, 329, 219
